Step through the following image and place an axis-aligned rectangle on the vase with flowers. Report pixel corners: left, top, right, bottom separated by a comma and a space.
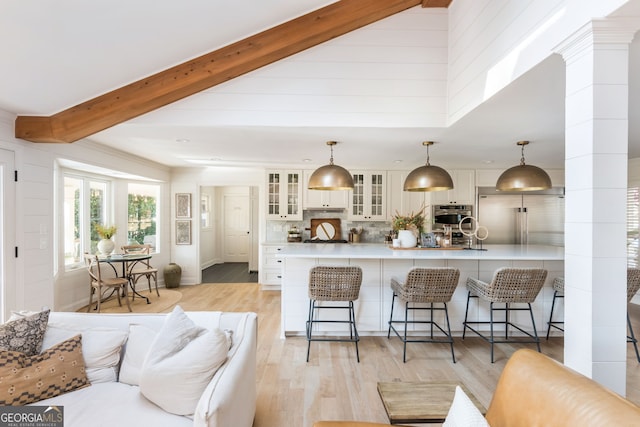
391, 208, 425, 248
95, 224, 117, 256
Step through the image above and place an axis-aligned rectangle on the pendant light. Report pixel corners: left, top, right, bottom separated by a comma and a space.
403, 141, 454, 192
496, 141, 551, 191
308, 141, 354, 190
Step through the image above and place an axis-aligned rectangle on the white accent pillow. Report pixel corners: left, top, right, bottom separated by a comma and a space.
443, 386, 489, 427
119, 324, 157, 386
139, 306, 229, 416
42, 324, 128, 384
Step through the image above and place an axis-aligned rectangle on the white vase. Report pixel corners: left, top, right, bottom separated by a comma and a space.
97, 238, 115, 256
397, 230, 417, 248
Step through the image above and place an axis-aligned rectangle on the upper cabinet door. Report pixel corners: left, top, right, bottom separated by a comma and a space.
430, 170, 476, 205
348, 171, 387, 221
266, 170, 303, 220
302, 170, 348, 209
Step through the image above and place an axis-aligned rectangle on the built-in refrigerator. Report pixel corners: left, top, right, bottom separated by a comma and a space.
476, 187, 565, 246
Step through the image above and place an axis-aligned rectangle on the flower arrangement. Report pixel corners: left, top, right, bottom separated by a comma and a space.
95, 224, 117, 239
391, 208, 425, 235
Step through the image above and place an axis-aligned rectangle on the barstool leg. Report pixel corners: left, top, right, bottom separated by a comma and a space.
443, 303, 456, 363
403, 302, 409, 363
462, 291, 472, 339
490, 302, 495, 363
546, 290, 558, 340
349, 301, 360, 363
388, 292, 397, 339
306, 299, 315, 363
628, 312, 640, 363
505, 303, 509, 340
527, 303, 541, 353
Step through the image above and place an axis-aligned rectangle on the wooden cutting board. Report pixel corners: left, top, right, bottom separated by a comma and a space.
310, 218, 342, 240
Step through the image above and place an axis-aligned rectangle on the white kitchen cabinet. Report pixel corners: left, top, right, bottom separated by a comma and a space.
387, 170, 429, 219
266, 170, 303, 220
302, 170, 348, 209
430, 169, 475, 205
348, 171, 387, 221
261, 244, 286, 289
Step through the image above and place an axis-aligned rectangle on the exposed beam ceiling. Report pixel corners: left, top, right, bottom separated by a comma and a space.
15, 0, 455, 144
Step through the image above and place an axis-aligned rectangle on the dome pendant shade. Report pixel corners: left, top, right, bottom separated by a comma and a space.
496, 164, 552, 191
496, 141, 551, 192
308, 164, 354, 190
403, 141, 454, 192
308, 141, 354, 190
403, 165, 454, 192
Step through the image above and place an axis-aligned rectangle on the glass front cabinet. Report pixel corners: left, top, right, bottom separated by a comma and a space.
348, 171, 387, 221
266, 170, 303, 220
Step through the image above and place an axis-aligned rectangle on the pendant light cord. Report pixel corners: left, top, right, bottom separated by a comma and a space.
520, 143, 526, 166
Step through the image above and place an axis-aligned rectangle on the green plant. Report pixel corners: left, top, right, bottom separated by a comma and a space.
391, 208, 425, 234
95, 224, 117, 239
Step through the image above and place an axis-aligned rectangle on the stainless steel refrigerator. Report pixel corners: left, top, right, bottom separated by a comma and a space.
476, 187, 565, 246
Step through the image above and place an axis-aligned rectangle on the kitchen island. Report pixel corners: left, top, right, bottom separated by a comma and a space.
276, 244, 564, 338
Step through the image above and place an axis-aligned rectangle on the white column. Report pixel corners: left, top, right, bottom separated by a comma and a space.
555, 20, 636, 395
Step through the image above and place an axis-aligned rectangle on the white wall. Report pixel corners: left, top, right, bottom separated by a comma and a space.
447, 0, 628, 125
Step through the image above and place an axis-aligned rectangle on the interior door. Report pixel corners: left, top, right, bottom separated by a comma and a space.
223, 194, 250, 263
0, 149, 15, 321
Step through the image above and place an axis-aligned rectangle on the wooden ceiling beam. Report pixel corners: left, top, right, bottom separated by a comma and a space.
422, 0, 452, 7
15, 0, 425, 143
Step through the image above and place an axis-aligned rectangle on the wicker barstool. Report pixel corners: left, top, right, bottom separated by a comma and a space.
306, 266, 363, 362
546, 277, 565, 339
627, 268, 640, 362
462, 267, 547, 363
387, 267, 460, 363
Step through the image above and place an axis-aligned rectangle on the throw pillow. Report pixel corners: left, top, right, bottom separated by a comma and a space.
442, 386, 489, 427
41, 325, 128, 384
119, 324, 157, 386
0, 309, 50, 356
139, 305, 229, 415
0, 334, 90, 406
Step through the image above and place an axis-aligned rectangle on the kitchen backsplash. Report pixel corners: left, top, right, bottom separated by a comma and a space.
265, 211, 392, 243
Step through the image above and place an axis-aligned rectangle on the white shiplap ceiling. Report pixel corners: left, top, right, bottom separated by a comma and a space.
1, 0, 639, 172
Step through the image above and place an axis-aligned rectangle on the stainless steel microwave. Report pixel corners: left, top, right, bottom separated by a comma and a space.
432, 204, 473, 230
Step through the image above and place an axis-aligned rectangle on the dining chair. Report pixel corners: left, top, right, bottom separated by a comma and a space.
84, 253, 131, 313
122, 244, 159, 298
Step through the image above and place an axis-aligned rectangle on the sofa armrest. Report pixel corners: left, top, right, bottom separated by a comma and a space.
485, 349, 640, 427
193, 312, 257, 427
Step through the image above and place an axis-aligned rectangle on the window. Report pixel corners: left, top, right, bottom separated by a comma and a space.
128, 183, 159, 251
63, 175, 110, 267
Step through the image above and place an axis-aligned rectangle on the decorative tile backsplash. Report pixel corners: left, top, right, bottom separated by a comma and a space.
265, 210, 393, 243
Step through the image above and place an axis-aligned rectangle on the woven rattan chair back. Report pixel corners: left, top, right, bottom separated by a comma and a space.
552, 277, 564, 293
481, 268, 547, 303
308, 266, 362, 302
628, 268, 640, 302
394, 267, 459, 303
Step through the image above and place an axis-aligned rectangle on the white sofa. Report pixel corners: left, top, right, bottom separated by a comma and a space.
30, 310, 257, 427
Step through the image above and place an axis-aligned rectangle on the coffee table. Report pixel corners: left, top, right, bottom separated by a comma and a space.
377, 381, 486, 424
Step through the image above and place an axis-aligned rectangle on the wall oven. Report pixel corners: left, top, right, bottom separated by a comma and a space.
432, 204, 473, 245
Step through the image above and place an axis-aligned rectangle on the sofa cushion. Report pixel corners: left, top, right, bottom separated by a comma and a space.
0, 309, 50, 356
139, 305, 229, 416
443, 386, 489, 427
42, 324, 128, 384
119, 324, 156, 386
0, 334, 89, 405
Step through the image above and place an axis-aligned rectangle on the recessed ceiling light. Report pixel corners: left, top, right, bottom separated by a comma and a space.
483, 160, 494, 164
303, 159, 312, 163
393, 160, 402, 163
176, 138, 190, 143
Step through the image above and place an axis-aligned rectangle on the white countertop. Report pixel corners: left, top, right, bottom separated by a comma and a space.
275, 243, 564, 260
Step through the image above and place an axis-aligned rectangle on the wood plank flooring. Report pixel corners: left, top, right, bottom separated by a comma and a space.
173, 283, 640, 427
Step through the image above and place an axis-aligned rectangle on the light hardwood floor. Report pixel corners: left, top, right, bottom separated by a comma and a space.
174, 283, 640, 427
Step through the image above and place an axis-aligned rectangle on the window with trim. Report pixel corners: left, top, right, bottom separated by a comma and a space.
63, 174, 110, 267
128, 183, 159, 251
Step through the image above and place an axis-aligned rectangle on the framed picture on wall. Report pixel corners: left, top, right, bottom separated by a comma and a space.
176, 220, 192, 245
176, 193, 191, 218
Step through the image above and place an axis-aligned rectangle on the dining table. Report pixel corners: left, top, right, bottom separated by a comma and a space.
99, 253, 152, 304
